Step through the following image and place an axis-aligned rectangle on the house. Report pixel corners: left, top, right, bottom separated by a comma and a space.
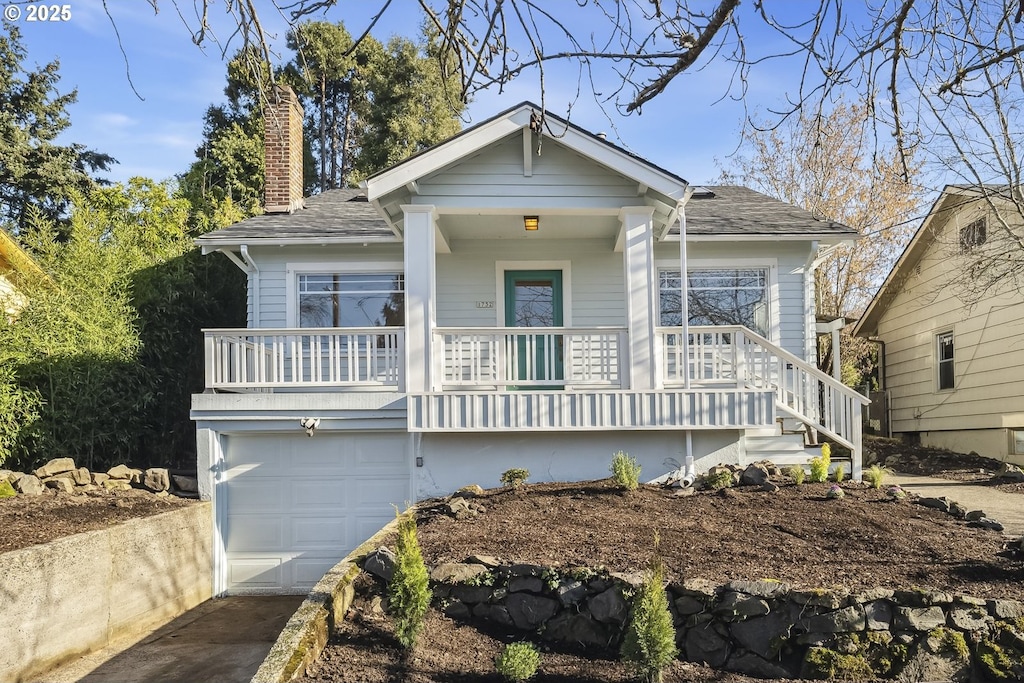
853, 184, 1024, 466
191, 87, 865, 595
0, 229, 46, 318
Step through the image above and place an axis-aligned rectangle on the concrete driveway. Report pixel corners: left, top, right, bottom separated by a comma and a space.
30, 596, 303, 683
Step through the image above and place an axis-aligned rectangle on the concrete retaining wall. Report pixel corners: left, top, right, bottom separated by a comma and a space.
0, 503, 212, 683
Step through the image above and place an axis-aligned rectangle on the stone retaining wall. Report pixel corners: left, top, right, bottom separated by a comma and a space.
0, 503, 212, 683
418, 559, 1024, 681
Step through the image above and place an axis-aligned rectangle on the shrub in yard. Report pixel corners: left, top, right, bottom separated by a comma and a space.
703, 468, 733, 490
826, 483, 845, 499
500, 467, 530, 488
864, 464, 891, 489
786, 464, 806, 485
809, 444, 831, 483
495, 642, 541, 682
833, 463, 846, 482
611, 451, 641, 491
621, 537, 678, 683
886, 485, 907, 500
387, 514, 430, 649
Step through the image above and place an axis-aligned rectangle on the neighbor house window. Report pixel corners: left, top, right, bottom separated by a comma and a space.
959, 218, 986, 251
298, 273, 404, 327
937, 331, 954, 390
659, 268, 769, 337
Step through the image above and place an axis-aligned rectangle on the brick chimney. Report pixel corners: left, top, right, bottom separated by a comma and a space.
264, 84, 304, 214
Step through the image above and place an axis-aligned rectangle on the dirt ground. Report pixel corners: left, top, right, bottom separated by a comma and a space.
864, 435, 1024, 494
299, 468, 1023, 683
0, 487, 194, 553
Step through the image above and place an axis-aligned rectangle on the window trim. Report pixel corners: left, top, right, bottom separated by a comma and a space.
286, 261, 404, 328
936, 330, 955, 392
959, 217, 987, 252
655, 258, 780, 343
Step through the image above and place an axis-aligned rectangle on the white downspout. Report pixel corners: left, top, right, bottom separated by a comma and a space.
239, 245, 260, 327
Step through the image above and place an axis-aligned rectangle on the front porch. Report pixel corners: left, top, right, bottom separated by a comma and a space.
202, 324, 867, 475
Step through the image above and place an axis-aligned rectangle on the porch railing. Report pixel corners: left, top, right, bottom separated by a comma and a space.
658, 325, 869, 478
435, 327, 626, 389
204, 327, 403, 390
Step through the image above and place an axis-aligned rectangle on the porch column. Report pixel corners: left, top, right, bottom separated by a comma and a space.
402, 204, 437, 394
620, 206, 658, 390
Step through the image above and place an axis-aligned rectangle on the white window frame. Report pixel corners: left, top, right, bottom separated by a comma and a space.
286, 261, 405, 328
654, 258, 780, 343
936, 330, 955, 392
958, 217, 987, 252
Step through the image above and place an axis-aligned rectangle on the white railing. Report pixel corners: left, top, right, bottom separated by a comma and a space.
436, 327, 626, 388
204, 328, 403, 390
409, 388, 775, 431
658, 325, 870, 478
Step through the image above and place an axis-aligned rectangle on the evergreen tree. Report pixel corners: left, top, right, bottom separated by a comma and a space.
0, 23, 114, 236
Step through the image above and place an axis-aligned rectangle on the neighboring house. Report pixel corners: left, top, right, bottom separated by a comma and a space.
854, 185, 1024, 466
0, 229, 46, 318
191, 88, 865, 595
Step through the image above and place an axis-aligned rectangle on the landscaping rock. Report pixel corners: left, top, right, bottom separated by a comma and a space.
172, 474, 198, 493
34, 457, 76, 478
964, 509, 986, 521
509, 563, 545, 577
508, 576, 543, 593
994, 462, 1024, 482
864, 600, 893, 630
896, 629, 971, 682
444, 496, 475, 519
917, 496, 951, 513
739, 463, 770, 486
431, 562, 488, 584
543, 611, 611, 648
726, 652, 793, 679
143, 468, 170, 492
472, 602, 512, 627
102, 479, 132, 491
714, 591, 770, 620
729, 611, 793, 659
790, 589, 844, 609
948, 501, 967, 519
555, 580, 588, 606
949, 607, 991, 631
465, 554, 502, 568
968, 517, 1004, 532
71, 467, 91, 486
760, 481, 780, 493
727, 579, 790, 599
589, 586, 629, 625
14, 474, 43, 495
443, 601, 471, 619
92, 472, 109, 486
800, 605, 866, 633
893, 606, 946, 631
451, 585, 492, 604
454, 484, 485, 498
505, 593, 558, 630
684, 624, 731, 668
363, 547, 396, 582
107, 464, 134, 480
988, 599, 1024, 619
45, 476, 75, 493
0, 469, 14, 484
674, 596, 705, 616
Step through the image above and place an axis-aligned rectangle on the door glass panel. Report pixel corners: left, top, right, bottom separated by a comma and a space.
513, 280, 555, 327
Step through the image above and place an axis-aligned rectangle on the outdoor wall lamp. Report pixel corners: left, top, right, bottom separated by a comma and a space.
524, 215, 539, 231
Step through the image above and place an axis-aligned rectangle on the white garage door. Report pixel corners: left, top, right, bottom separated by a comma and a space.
222, 431, 410, 594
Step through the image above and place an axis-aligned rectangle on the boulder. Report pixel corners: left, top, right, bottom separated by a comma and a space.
451, 584, 493, 604
726, 652, 793, 679
362, 547, 396, 582
505, 593, 558, 630
964, 509, 986, 521
542, 612, 611, 648
739, 463, 770, 486
430, 562, 488, 584
895, 629, 971, 682
45, 476, 75, 493
0, 480, 16, 498
917, 496, 951, 513
968, 517, 1004, 532
729, 610, 793, 659
684, 624, 731, 668
71, 467, 91, 486
555, 580, 588, 606
172, 474, 198, 493
893, 606, 946, 631
0, 469, 14, 484
799, 605, 866, 633
988, 599, 1024, 619
674, 596, 705, 616
454, 484, 485, 498
35, 457, 76, 478
107, 464, 134, 480
508, 576, 543, 593
472, 602, 513, 627
92, 472, 110, 486
143, 468, 170, 492
864, 600, 893, 630
14, 474, 43, 495
102, 478, 132, 491
994, 462, 1024, 482
727, 579, 790, 599
948, 607, 991, 631
714, 591, 770, 620
589, 586, 629, 624
465, 554, 502, 568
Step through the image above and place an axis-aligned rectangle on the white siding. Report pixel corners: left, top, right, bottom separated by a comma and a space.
419, 134, 639, 211
874, 198, 1024, 454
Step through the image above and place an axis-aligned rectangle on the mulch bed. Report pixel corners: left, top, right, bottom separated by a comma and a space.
865, 435, 1024, 494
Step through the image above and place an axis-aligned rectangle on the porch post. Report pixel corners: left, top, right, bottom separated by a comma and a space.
678, 203, 690, 390
402, 204, 437, 394
620, 206, 658, 390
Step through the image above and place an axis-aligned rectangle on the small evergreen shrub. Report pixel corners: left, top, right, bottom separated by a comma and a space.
500, 467, 530, 488
833, 463, 846, 482
495, 642, 541, 682
786, 464, 806, 485
864, 464, 891, 489
387, 514, 430, 649
704, 469, 733, 490
610, 450, 641, 491
621, 537, 678, 683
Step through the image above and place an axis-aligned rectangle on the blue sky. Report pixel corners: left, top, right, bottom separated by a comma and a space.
12, 1, 804, 187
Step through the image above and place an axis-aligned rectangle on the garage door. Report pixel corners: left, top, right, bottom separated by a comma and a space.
222, 432, 410, 594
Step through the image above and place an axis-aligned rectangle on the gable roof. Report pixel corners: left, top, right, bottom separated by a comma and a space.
0, 229, 49, 282
851, 185, 1008, 338
676, 186, 858, 240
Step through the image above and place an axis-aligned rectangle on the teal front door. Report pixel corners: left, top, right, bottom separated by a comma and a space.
504, 270, 564, 386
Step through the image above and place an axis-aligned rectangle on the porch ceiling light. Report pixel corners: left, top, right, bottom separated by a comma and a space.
524, 215, 539, 231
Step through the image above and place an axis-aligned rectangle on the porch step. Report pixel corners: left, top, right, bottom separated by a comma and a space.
741, 433, 808, 466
